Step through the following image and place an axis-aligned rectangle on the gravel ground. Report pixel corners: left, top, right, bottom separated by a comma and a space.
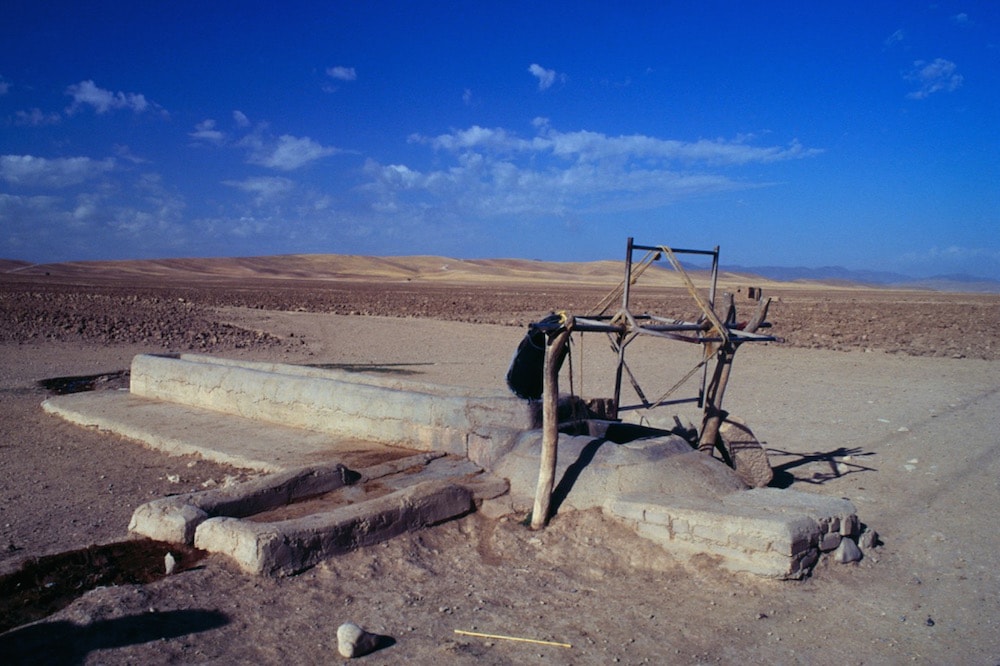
1, 269, 999, 664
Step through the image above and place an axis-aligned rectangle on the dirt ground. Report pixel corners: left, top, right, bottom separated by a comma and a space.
1, 271, 999, 664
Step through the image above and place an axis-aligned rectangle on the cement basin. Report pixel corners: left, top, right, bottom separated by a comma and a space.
492, 422, 747, 513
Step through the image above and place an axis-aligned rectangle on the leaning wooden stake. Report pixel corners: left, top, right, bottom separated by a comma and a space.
698, 346, 733, 453
531, 327, 571, 530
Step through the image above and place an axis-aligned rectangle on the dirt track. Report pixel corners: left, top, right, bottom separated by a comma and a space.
1, 272, 999, 664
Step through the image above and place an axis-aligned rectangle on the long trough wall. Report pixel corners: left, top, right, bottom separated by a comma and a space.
130, 353, 539, 468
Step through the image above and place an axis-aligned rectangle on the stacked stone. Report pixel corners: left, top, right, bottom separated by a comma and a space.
607, 488, 867, 579
815, 514, 865, 564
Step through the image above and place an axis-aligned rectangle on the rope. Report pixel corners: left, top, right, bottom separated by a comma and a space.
643, 344, 722, 410
657, 245, 729, 348
588, 248, 660, 316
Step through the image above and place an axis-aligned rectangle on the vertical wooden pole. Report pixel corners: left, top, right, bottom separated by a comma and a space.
611, 237, 634, 420
531, 328, 571, 530
698, 347, 733, 453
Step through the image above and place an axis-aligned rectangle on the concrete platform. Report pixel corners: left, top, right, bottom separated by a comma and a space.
42, 389, 405, 472
43, 353, 865, 579
489, 429, 860, 579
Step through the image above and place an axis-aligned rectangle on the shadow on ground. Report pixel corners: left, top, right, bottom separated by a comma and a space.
0, 609, 229, 665
767, 446, 876, 488
0, 540, 207, 634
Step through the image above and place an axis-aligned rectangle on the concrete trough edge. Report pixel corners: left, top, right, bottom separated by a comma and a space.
193, 479, 474, 576
128, 452, 454, 545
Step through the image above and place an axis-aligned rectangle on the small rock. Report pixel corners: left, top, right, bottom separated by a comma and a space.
858, 528, 878, 551
925, 617, 935, 627
164, 552, 176, 575
337, 622, 380, 658
833, 537, 862, 564
819, 532, 842, 552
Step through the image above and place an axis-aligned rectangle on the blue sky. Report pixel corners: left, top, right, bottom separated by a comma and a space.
2, 1, 998, 278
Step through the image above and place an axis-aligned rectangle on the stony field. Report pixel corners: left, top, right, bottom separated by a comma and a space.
1, 268, 999, 664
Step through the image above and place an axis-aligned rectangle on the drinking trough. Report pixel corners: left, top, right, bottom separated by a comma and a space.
43, 353, 864, 578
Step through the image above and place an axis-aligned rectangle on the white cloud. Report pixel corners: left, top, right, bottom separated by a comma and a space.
905, 58, 963, 99
369, 122, 819, 221
327, 66, 357, 81
14, 108, 61, 126
952, 13, 970, 25
528, 63, 560, 90
1, 193, 68, 252
0, 154, 115, 188
884, 29, 905, 48
1, 172, 188, 259
113, 144, 149, 164
223, 176, 295, 204
0, 75, 9, 95
412, 124, 820, 166
190, 119, 226, 142
65, 80, 158, 114
233, 110, 250, 127
247, 134, 340, 171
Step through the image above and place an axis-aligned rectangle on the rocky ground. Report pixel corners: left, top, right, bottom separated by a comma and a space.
1, 271, 999, 664
2, 273, 997, 360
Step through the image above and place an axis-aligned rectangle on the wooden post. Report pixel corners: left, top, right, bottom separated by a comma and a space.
698, 346, 733, 453
531, 327, 571, 530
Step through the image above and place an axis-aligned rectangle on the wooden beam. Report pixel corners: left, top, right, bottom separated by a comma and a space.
531, 327, 572, 530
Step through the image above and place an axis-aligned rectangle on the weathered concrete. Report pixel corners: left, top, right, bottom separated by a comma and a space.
42, 390, 405, 472
127, 353, 537, 466
130, 457, 389, 543
47, 353, 865, 579
194, 480, 473, 576
489, 429, 859, 579
129, 452, 505, 575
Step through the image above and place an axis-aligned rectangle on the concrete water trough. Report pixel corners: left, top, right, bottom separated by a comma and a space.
43, 353, 866, 578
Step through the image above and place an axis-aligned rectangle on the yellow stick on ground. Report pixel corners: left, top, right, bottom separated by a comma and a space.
454, 629, 572, 649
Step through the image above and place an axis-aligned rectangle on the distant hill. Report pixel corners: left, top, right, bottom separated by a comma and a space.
724, 264, 1000, 294
2, 254, 998, 293
0, 253, 744, 289
0, 259, 33, 273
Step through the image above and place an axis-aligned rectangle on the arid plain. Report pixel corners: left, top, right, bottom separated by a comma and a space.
2, 255, 999, 664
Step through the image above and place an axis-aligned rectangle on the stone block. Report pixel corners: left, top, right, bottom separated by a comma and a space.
819, 532, 842, 552
194, 480, 473, 576
129, 498, 207, 544
603, 498, 647, 524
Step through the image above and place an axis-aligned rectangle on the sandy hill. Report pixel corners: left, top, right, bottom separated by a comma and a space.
1, 253, 773, 287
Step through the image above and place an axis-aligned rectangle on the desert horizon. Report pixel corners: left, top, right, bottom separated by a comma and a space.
2, 253, 1000, 662
4, 252, 999, 294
